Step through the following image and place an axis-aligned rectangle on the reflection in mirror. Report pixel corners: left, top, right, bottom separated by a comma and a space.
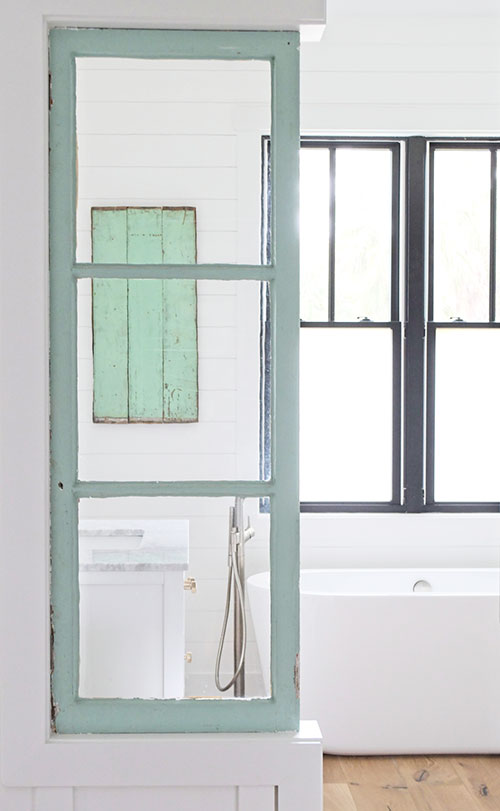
75, 58, 271, 265
78, 497, 271, 699
77, 279, 268, 481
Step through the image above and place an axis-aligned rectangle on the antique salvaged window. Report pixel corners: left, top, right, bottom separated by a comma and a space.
49, 28, 299, 733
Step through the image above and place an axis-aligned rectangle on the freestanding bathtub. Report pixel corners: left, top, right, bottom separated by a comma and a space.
247, 568, 500, 754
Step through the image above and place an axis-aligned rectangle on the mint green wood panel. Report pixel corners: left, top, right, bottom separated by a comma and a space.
162, 209, 198, 422
127, 209, 164, 421
91, 209, 128, 421
92, 207, 199, 422
128, 279, 164, 420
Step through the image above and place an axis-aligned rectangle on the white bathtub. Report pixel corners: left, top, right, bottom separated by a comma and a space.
247, 568, 500, 754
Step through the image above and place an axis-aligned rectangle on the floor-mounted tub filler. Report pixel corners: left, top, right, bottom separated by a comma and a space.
248, 568, 500, 754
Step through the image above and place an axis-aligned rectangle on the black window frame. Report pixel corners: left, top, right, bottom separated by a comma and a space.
261, 135, 500, 513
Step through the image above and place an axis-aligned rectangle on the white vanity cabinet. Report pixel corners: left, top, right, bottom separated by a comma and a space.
78, 520, 189, 699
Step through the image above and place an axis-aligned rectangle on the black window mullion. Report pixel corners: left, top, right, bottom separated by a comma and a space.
391, 144, 401, 322
392, 322, 402, 504
404, 136, 427, 512
329, 147, 336, 321
490, 148, 497, 322
428, 145, 435, 323
425, 323, 436, 504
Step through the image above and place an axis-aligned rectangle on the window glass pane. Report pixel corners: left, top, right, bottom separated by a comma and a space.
78, 279, 267, 481
433, 149, 491, 321
434, 328, 500, 501
334, 148, 393, 322
300, 328, 393, 501
78, 497, 270, 699
300, 148, 330, 321
75, 58, 271, 265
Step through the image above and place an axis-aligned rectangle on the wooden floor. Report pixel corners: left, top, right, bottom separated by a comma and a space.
323, 755, 500, 810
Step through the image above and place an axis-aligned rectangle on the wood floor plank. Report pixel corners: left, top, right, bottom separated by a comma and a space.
452, 756, 500, 810
405, 782, 484, 811
323, 756, 348, 784
395, 755, 461, 787
324, 755, 500, 811
348, 784, 419, 811
323, 783, 357, 811
339, 756, 406, 789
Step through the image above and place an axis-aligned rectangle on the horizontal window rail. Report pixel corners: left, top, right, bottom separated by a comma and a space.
72, 263, 275, 281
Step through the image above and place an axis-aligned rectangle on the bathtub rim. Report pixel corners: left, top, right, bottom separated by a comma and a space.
247, 567, 500, 597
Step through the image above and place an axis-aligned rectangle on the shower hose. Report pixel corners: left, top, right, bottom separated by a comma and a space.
215, 511, 247, 692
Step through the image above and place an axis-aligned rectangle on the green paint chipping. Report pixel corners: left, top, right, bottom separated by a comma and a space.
91, 207, 199, 423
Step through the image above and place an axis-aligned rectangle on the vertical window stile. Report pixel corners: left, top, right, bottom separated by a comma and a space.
391, 145, 401, 323
328, 147, 336, 322
490, 148, 497, 323
404, 137, 427, 512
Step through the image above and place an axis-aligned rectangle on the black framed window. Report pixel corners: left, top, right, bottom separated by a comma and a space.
261, 136, 500, 512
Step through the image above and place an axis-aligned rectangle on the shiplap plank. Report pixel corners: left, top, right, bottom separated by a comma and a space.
77, 134, 237, 168
78, 452, 237, 482
79, 167, 236, 199
301, 43, 500, 73
91, 208, 128, 421
78, 421, 235, 455
77, 69, 271, 103
300, 103, 500, 133
300, 71, 500, 105
77, 102, 237, 134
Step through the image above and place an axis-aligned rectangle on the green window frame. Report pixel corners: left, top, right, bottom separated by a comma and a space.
49, 28, 299, 734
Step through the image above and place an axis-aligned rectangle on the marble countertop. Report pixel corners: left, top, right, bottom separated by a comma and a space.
78, 519, 189, 572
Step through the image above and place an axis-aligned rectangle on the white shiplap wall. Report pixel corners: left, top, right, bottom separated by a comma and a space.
76, 59, 270, 695
3, 8, 500, 811
75, 13, 500, 704
299, 12, 500, 565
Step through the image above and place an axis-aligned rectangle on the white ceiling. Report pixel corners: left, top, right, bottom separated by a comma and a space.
329, 0, 500, 15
